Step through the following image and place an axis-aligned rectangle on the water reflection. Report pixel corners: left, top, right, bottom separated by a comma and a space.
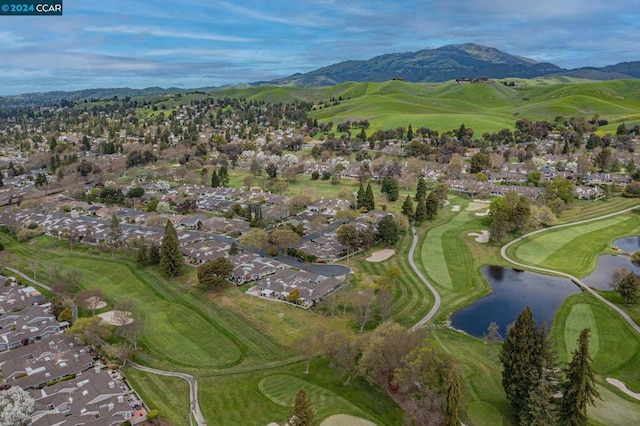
450, 236, 640, 337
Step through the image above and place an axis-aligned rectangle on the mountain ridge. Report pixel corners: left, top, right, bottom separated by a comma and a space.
254, 43, 639, 87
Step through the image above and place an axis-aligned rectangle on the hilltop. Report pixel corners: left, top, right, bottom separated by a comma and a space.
255, 43, 640, 87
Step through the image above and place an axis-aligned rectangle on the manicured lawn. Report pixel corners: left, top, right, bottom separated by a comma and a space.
509, 214, 640, 277
124, 367, 190, 425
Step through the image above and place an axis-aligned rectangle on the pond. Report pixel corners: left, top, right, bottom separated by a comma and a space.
450, 237, 639, 338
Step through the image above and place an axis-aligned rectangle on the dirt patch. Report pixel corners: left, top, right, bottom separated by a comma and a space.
366, 249, 395, 262
98, 310, 133, 326
451, 205, 461, 212
607, 378, 640, 400
468, 230, 490, 243
320, 414, 377, 426
467, 200, 490, 211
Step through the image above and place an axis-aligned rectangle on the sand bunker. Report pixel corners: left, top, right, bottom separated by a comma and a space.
468, 230, 490, 243
475, 208, 490, 217
98, 310, 133, 326
366, 249, 395, 262
451, 205, 461, 212
321, 414, 377, 426
467, 200, 490, 211
607, 378, 640, 401
85, 296, 107, 310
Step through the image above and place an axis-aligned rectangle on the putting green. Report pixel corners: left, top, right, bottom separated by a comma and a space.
320, 414, 377, 426
564, 303, 599, 361
258, 374, 371, 422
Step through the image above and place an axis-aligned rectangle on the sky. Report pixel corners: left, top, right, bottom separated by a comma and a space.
0, 0, 638, 95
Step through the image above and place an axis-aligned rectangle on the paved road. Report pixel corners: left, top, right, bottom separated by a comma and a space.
408, 225, 442, 329
129, 361, 207, 426
500, 205, 640, 335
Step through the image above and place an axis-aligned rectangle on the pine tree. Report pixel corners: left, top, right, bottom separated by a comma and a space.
219, 164, 229, 186
560, 328, 600, 426
356, 184, 365, 209
148, 244, 161, 264
425, 191, 439, 220
136, 243, 149, 267
211, 170, 220, 187
108, 214, 123, 255
377, 215, 399, 246
415, 177, 427, 200
401, 195, 414, 219
160, 220, 182, 277
445, 366, 461, 426
499, 307, 542, 418
291, 389, 314, 426
407, 124, 414, 141
414, 199, 427, 223
385, 177, 399, 202
364, 182, 375, 211
520, 370, 558, 426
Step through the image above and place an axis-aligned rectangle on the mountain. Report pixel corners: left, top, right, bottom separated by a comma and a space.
255, 43, 639, 87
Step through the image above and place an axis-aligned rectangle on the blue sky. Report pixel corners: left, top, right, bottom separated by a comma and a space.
0, 0, 638, 95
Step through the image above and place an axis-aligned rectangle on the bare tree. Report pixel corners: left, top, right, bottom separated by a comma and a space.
296, 334, 316, 374
334, 337, 361, 385
353, 289, 376, 332
121, 314, 144, 349
484, 321, 502, 356
77, 288, 104, 316
112, 300, 134, 333
377, 287, 394, 322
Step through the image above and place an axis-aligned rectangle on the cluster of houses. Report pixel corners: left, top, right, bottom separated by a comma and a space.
0, 278, 148, 425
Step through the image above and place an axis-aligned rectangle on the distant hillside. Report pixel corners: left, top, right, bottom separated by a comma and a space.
0, 87, 191, 108
254, 43, 639, 87
216, 79, 640, 136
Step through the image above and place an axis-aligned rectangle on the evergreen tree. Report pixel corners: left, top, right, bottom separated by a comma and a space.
401, 195, 414, 219
211, 170, 220, 187
499, 307, 542, 418
364, 182, 375, 211
136, 243, 149, 267
0, 171, 4, 187
108, 214, 123, 255
415, 177, 427, 200
229, 242, 239, 256
384, 177, 399, 202
148, 244, 161, 264
356, 184, 365, 210
425, 191, 439, 220
445, 366, 461, 426
414, 198, 427, 223
377, 215, 400, 246
407, 123, 414, 141
520, 371, 558, 426
291, 389, 314, 426
160, 220, 182, 277
560, 328, 600, 426
219, 164, 229, 186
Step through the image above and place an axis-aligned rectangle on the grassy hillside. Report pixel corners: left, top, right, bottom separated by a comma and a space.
215, 78, 640, 136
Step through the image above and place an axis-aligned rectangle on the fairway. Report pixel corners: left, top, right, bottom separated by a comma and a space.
51, 256, 243, 368
511, 215, 640, 277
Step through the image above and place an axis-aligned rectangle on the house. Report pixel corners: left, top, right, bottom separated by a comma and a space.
229, 254, 286, 284
253, 269, 343, 306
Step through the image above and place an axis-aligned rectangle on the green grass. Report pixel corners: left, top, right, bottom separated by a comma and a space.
123, 367, 190, 425
509, 213, 640, 277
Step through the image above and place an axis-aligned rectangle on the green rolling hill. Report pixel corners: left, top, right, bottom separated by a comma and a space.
217, 78, 640, 135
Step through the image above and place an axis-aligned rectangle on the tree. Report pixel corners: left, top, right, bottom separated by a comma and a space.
113, 300, 134, 333
160, 220, 182, 277
381, 177, 399, 202
266, 162, 278, 179
358, 227, 376, 252
610, 267, 640, 305
445, 366, 461, 426
520, 372, 558, 426
148, 244, 161, 264
108, 214, 123, 255
218, 164, 229, 186
211, 169, 220, 187
336, 224, 360, 256
0, 386, 35, 425
415, 177, 427, 201
67, 316, 111, 346
121, 314, 144, 349
425, 191, 439, 220
377, 215, 400, 246
560, 328, 600, 426
546, 175, 574, 206
499, 307, 546, 419
269, 228, 300, 251
136, 242, 149, 267
353, 289, 376, 332
470, 152, 492, 173
228, 241, 239, 256
356, 184, 366, 209
364, 182, 375, 211
238, 228, 269, 250
401, 195, 414, 219
287, 288, 301, 304
414, 198, 427, 223
484, 321, 502, 355
291, 389, 314, 426
77, 288, 104, 316
296, 334, 315, 374
197, 257, 234, 291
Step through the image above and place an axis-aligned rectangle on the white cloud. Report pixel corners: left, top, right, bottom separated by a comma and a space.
84, 25, 259, 43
